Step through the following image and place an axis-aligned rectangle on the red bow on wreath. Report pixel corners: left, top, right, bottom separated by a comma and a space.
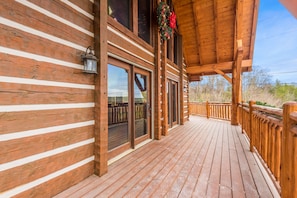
169, 12, 176, 29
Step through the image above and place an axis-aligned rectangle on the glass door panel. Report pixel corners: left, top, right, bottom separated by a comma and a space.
172, 81, 178, 125
167, 79, 179, 128
134, 68, 151, 143
108, 64, 130, 150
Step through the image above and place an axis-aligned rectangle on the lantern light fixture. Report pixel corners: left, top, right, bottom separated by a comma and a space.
81, 46, 98, 74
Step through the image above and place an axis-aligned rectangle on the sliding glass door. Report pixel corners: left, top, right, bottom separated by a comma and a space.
108, 58, 151, 159
134, 68, 151, 145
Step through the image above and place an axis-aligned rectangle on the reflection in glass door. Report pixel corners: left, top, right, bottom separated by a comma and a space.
134, 68, 151, 145
108, 63, 130, 156
167, 79, 178, 128
107, 58, 151, 159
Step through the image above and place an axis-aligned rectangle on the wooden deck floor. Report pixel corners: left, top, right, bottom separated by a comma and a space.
54, 116, 278, 198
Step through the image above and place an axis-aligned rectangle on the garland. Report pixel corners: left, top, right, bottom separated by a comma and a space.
157, 2, 176, 41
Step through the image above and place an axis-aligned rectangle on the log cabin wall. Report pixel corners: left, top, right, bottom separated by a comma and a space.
0, 0, 189, 196
0, 0, 95, 197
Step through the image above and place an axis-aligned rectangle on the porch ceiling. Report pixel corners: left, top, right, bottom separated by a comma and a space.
172, 0, 259, 81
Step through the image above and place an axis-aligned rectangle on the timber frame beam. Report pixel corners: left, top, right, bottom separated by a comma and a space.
186, 59, 251, 74
214, 69, 232, 84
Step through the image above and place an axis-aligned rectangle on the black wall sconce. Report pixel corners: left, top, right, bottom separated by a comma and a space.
81, 46, 98, 74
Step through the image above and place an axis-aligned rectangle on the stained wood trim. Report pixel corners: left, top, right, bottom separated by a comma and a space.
133, 0, 138, 34
154, 0, 162, 140
161, 41, 168, 136
94, 0, 108, 176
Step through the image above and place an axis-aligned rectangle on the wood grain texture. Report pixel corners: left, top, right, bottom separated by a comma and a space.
55, 116, 276, 198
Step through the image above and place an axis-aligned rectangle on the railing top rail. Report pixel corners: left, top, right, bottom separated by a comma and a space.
253, 104, 283, 117
190, 102, 231, 104
239, 102, 249, 108
290, 112, 297, 123
209, 103, 231, 106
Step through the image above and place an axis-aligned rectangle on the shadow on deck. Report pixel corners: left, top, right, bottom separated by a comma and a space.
55, 116, 279, 198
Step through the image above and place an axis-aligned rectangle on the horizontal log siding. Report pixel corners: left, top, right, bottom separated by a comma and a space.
107, 19, 155, 67
0, 0, 95, 197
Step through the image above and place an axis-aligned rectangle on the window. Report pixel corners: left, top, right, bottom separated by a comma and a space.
167, 33, 182, 66
108, 0, 152, 44
108, 0, 132, 30
138, 0, 152, 44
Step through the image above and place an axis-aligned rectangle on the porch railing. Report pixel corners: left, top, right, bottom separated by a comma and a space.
189, 102, 231, 121
190, 101, 297, 197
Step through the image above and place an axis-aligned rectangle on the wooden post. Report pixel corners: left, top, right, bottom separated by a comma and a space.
154, 0, 162, 140
93, 0, 108, 176
231, 41, 243, 125
206, 101, 210, 119
281, 102, 297, 197
179, 36, 185, 125
249, 101, 255, 152
161, 40, 168, 136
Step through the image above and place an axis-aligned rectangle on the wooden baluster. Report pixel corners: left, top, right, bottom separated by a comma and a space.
275, 126, 282, 182
267, 122, 272, 169
281, 102, 297, 197
263, 119, 268, 163
206, 101, 210, 119
249, 101, 255, 152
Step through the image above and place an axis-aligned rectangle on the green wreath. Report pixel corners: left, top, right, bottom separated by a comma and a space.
157, 2, 172, 41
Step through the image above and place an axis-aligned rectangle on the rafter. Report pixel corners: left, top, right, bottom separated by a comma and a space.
233, 0, 243, 60
213, 0, 219, 63
249, 0, 259, 60
186, 59, 252, 74
191, 0, 203, 65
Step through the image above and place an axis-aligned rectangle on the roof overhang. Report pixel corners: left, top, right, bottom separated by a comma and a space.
279, 0, 297, 18
172, 0, 259, 81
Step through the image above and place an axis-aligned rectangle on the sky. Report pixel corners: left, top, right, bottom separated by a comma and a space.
253, 0, 297, 84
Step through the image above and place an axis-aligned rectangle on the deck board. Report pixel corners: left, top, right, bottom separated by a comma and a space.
54, 116, 277, 198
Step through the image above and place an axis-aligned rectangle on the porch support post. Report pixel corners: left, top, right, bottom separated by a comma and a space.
93, 0, 108, 176
231, 40, 243, 125
161, 40, 168, 136
154, 0, 162, 140
178, 36, 185, 125
281, 102, 297, 197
